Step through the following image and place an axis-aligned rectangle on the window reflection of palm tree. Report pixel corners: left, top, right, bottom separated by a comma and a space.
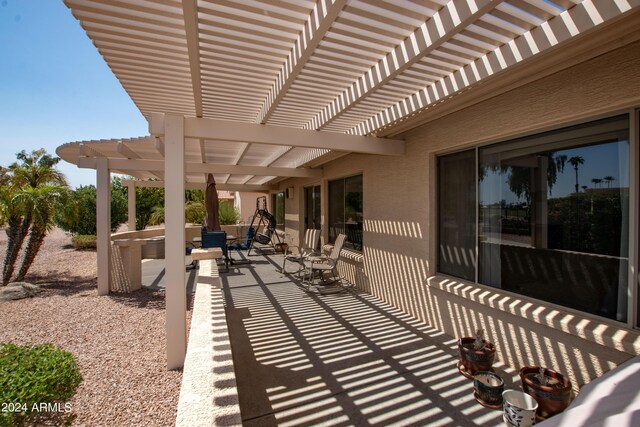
581, 185, 588, 192
603, 175, 615, 188
568, 156, 584, 193
592, 178, 602, 188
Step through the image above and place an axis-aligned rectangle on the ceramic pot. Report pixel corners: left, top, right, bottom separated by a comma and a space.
519, 366, 572, 419
473, 371, 504, 406
503, 389, 538, 427
458, 337, 496, 376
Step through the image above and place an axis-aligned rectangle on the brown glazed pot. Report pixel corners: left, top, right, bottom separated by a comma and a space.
458, 337, 496, 376
473, 371, 504, 406
519, 366, 572, 419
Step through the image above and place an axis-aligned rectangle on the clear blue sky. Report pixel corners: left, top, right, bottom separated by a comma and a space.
0, 0, 148, 188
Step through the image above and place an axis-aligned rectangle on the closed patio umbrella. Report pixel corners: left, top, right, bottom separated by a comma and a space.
205, 173, 221, 231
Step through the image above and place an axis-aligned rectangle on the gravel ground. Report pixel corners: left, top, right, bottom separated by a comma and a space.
0, 228, 189, 426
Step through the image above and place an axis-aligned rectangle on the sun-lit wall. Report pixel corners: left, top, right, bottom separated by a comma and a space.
237, 192, 269, 225
283, 39, 640, 389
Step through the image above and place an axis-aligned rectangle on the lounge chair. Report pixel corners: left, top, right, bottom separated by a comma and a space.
303, 233, 346, 289
227, 227, 255, 251
185, 243, 198, 270
281, 228, 320, 276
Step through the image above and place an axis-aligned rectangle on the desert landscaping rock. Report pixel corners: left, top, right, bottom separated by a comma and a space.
0, 228, 189, 426
0, 282, 41, 301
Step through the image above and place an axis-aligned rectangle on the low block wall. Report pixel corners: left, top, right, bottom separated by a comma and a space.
336, 249, 366, 288
425, 275, 640, 391
336, 251, 640, 392
176, 259, 242, 426
109, 226, 201, 291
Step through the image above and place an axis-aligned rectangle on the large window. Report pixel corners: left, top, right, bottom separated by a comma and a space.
304, 185, 321, 231
439, 115, 631, 322
329, 175, 363, 251
438, 150, 476, 281
271, 192, 285, 231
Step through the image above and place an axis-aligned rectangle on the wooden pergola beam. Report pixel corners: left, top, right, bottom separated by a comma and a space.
352, 0, 638, 135
149, 113, 405, 156
78, 157, 322, 178
257, 0, 348, 124
305, 0, 502, 131
121, 179, 273, 192
182, 0, 203, 117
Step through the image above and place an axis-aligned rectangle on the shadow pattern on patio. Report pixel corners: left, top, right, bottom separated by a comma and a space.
222, 253, 513, 426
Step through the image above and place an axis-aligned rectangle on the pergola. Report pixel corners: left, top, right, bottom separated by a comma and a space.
57, 0, 640, 369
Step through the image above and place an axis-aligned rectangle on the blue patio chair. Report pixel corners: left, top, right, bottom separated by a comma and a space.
227, 227, 255, 251
201, 228, 229, 272
185, 243, 197, 270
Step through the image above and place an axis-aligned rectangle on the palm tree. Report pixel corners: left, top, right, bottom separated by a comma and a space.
591, 178, 603, 188
1, 150, 68, 285
581, 185, 588, 192
14, 185, 68, 281
10, 150, 66, 238
147, 201, 206, 226
568, 156, 585, 193
0, 168, 28, 285
148, 205, 165, 226
603, 175, 615, 188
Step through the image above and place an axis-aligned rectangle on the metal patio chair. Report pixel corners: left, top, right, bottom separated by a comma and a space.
281, 228, 321, 276
303, 233, 346, 290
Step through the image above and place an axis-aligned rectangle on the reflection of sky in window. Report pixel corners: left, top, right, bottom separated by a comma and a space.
480, 140, 629, 204
553, 141, 629, 196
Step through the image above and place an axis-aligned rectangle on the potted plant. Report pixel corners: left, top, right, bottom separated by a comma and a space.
458, 329, 496, 379
519, 366, 572, 419
473, 371, 504, 408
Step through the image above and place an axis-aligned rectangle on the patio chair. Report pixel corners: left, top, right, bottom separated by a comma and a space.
303, 233, 346, 289
227, 227, 255, 251
201, 228, 229, 272
185, 243, 198, 270
281, 228, 320, 276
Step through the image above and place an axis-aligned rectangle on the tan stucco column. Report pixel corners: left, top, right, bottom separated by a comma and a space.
165, 114, 187, 370
96, 157, 111, 296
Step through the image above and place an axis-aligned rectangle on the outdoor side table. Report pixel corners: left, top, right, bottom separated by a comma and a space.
304, 255, 328, 284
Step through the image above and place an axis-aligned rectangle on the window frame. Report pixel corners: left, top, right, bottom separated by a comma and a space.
436, 111, 639, 328
271, 191, 285, 231
328, 173, 363, 252
304, 184, 321, 231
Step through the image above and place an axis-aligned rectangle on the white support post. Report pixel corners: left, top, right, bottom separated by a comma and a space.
127, 181, 136, 231
164, 114, 187, 370
96, 157, 111, 296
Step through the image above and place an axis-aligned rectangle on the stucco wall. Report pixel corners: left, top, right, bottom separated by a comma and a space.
284, 40, 640, 389
238, 192, 268, 224
278, 177, 321, 250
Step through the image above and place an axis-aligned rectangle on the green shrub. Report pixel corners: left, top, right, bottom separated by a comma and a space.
135, 185, 164, 230
71, 235, 97, 250
185, 201, 205, 224
56, 182, 127, 235
219, 201, 240, 225
0, 342, 82, 426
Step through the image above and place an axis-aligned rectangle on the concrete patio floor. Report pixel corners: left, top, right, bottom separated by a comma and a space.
214, 250, 516, 426
142, 257, 197, 290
